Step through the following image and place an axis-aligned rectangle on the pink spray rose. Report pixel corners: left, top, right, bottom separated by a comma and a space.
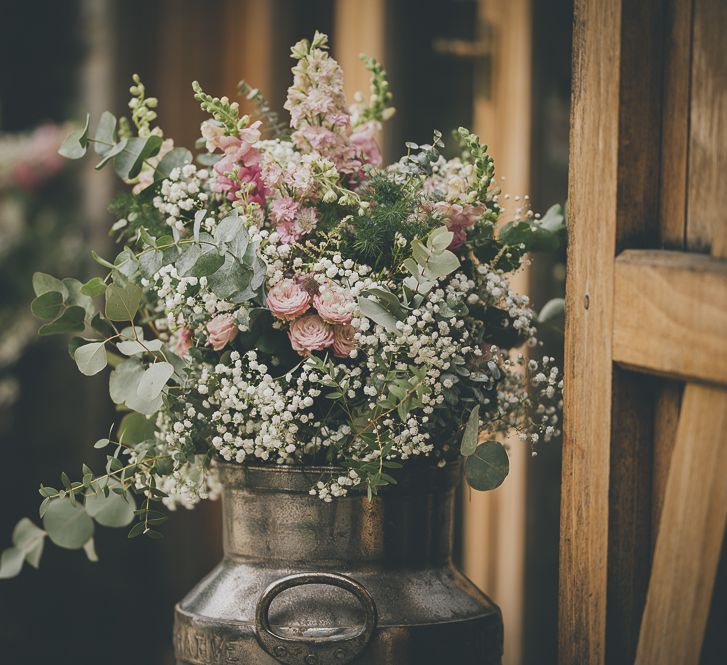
206, 315, 238, 351
288, 314, 335, 355
266, 279, 311, 321
313, 283, 355, 324
332, 324, 357, 358
175, 327, 193, 357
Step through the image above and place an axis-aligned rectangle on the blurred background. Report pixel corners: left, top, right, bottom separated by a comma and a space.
0, 1, 571, 663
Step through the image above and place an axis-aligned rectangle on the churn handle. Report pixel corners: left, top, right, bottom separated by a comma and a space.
254, 571, 378, 665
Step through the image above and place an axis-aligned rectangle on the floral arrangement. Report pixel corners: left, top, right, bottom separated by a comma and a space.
0, 33, 563, 577
0, 124, 78, 409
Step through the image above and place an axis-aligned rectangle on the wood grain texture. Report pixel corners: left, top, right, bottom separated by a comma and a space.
651, 381, 683, 546
659, 0, 694, 248
634, 384, 727, 665
687, 0, 727, 255
559, 1, 622, 663
613, 250, 727, 385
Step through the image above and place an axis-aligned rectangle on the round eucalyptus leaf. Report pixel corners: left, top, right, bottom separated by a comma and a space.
30, 292, 64, 321
137, 362, 174, 401
0, 547, 25, 579
74, 342, 108, 376
464, 441, 510, 491
42, 498, 94, 550
85, 484, 135, 528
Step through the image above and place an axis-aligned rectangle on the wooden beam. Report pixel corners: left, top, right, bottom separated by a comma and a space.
613, 250, 727, 386
634, 384, 727, 665
559, 0, 622, 663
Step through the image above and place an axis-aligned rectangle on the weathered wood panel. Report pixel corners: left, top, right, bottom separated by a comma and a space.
612, 250, 727, 386
559, 0, 622, 662
634, 384, 727, 665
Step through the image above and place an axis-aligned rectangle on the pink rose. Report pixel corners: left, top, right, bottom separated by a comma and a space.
332, 324, 356, 358
175, 328, 193, 357
266, 279, 311, 320
313, 283, 354, 324
288, 314, 335, 355
206, 314, 238, 351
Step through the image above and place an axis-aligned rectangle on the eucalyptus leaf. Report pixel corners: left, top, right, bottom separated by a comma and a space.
85, 482, 135, 528
38, 306, 86, 336
117, 339, 163, 356
215, 215, 249, 258
0, 547, 24, 579
358, 296, 399, 333
31, 291, 64, 320
105, 282, 143, 322
114, 134, 163, 180
136, 362, 174, 401
95, 138, 127, 170
428, 226, 454, 253
42, 498, 94, 550
118, 412, 155, 445
83, 538, 99, 563
93, 111, 117, 154
538, 298, 565, 324
426, 250, 460, 278
80, 277, 107, 297
74, 342, 108, 376
32, 272, 68, 298
58, 113, 90, 159
464, 441, 509, 491
176, 240, 224, 278
207, 254, 252, 301
460, 405, 480, 456
62, 278, 94, 314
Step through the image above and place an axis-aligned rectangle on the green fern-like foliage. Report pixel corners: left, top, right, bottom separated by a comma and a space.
345, 171, 432, 270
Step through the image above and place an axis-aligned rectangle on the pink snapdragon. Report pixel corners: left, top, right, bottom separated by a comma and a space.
332, 324, 356, 358
206, 315, 238, 351
288, 314, 334, 355
266, 279, 311, 320
436, 202, 483, 249
313, 283, 355, 324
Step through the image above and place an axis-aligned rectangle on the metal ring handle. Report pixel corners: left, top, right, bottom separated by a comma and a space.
254, 572, 378, 665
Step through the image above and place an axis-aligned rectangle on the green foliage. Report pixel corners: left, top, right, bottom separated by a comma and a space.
460, 405, 480, 456
193, 80, 248, 136
354, 54, 395, 126
42, 497, 94, 550
456, 127, 495, 204
464, 441, 510, 491
104, 281, 142, 322
58, 113, 90, 159
0, 519, 47, 579
499, 203, 565, 254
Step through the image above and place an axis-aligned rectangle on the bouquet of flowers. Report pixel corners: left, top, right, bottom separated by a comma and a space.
0, 33, 562, 577
0, 124, 78, 409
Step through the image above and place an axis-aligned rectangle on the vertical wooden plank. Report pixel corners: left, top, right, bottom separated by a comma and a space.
634, 385, 727, 665
558, 1, 622, 663
686, 0, 727, 254
659, 0, 694, 248
651, 381, 682, 544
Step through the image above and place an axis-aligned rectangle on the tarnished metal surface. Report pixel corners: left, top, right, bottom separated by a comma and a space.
174, 462, 503, 664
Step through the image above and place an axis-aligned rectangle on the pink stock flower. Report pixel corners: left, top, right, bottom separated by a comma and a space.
175, 328, 193, 357
200, 120, 226, 152
313, 283, 354, 325
206, 315, 238, 351
332, 324, 356, 358
266, 279, 311, 320
435, 202, 483, 249
270, 198, 300, 225
448, 227, 467, 250
350, 121, 382, 168
276, 206, 318, 244
288, 314, 335, 355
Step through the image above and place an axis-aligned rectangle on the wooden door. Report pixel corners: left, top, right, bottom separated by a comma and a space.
559, 1, 727, 664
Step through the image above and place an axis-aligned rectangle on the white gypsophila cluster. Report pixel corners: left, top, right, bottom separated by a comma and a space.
423, 156, 478, 203
153, 164, 210, 231
146, 266, 250, 336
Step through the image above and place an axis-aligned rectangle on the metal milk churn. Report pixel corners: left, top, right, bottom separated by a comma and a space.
174, 461, 503, 664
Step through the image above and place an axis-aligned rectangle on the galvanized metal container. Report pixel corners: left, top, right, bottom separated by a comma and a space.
174, 461, 503, 665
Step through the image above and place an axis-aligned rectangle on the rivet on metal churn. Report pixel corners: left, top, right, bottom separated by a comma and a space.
304, 654, 319, 665
274, 646, 288, 657
334, 648, 347, 660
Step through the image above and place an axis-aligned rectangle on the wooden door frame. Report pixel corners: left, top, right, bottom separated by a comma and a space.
559, 0, 727, 664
